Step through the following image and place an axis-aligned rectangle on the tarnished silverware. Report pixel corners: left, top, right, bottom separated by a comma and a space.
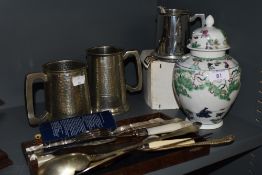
77, 122, 202, 174
114, 117, 182, 133
26, 119, 191, 156
38, 151, 126, 175
26, 117, 182, 154
141, 135, 235, 151
77, 117, 184, 139
76, 151, 126, 175
141, 133, 213, 150
38, 140, 146, 175
26, 137, 115, 155
154, 122, 201, 140
115, 120, 193, 137
37, 122, 202, 175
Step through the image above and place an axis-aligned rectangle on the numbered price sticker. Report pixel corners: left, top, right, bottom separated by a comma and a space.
72, 75, 85, 86
208, 70, 230, 81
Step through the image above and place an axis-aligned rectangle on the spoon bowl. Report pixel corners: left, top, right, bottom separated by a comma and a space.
38, 153, 90, 175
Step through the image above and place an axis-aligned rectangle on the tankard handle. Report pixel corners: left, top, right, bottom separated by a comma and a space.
123, 50, 143, 92
190, 14, 206, 27
25, 73, 49, 125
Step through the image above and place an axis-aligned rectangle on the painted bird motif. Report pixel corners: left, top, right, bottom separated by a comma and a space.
196, 107, 212, 118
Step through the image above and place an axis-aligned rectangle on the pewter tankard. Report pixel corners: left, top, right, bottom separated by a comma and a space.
155, 6, 205, 61
25, 60, 91, 125
86, 46, 142, 115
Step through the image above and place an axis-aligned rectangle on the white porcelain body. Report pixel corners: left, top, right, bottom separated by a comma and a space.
172, 53, 241, 129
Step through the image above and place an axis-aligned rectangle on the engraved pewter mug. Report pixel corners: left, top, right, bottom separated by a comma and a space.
25, 60, 91, 125
86, 46, 142, 115
155, 6, 205, 61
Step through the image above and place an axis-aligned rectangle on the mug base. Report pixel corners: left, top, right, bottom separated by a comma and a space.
92, 104, 129, 116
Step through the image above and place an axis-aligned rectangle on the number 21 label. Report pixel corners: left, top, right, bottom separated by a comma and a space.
209, 70, 229, 81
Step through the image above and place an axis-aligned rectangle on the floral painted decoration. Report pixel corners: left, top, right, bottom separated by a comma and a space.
188, 15, 230, 51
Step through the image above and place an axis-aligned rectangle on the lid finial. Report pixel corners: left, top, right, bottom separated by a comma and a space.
206, 15, 214, 27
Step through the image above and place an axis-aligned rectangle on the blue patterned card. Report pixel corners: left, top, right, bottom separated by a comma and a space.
39, 111, 116, 144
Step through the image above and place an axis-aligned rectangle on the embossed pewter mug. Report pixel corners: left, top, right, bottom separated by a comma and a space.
25, 60, 91, 125
86, 46, 142, 115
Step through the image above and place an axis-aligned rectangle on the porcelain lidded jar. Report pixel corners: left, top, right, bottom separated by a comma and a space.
172, 15, 241, 129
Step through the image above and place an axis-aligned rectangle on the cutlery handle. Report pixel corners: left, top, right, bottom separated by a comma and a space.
147, 121, 192, 135
76, 152, 126, 175
115, 118, 182, 134
189, 135, 235, 146
159, 135, 235, 150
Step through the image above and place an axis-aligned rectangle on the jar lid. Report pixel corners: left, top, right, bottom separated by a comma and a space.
187, 15, 230, 52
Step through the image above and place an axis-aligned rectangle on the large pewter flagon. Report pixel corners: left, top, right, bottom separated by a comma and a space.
25, 60, 91, 125
155, 6, 205, 61
86, 46, 142, 115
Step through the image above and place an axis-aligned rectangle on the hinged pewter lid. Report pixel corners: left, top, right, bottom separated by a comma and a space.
187, 15, 230, 57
